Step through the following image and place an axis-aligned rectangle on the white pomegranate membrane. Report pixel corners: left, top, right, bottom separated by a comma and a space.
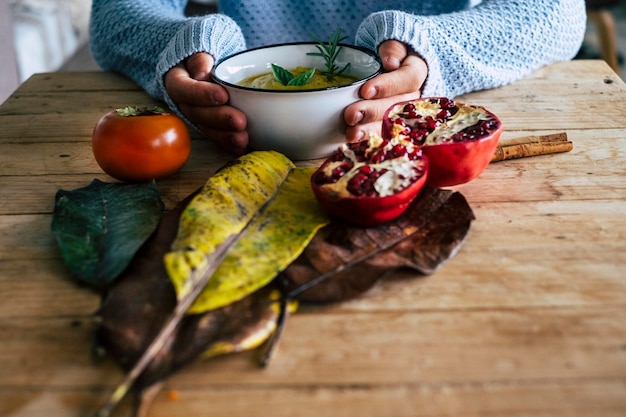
387, 97, 499, 145
311, 133, 427, 198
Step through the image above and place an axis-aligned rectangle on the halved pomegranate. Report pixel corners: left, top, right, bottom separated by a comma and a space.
382, 97, 502, 187
311, 134, 428, 227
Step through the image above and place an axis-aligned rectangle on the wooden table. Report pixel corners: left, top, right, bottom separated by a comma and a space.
1, 60, 625, 417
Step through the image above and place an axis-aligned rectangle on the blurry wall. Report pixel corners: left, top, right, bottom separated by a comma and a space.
1, 1, 20, 104
1, 0, 92, 103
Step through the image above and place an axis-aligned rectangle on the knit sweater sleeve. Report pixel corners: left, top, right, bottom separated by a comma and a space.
355, 0, 586, 98
89, 0, 246, 105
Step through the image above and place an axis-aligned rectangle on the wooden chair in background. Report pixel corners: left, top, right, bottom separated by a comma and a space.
586, 0, 621, 73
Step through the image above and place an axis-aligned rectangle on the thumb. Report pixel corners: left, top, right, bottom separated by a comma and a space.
378, 40, 408, 72
185, 52, 215, 81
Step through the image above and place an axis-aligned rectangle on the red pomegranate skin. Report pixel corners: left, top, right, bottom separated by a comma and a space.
382, 97, 502, 187
311, 135, 428, 227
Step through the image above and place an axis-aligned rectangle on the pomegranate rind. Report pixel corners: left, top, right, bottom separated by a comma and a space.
423, 126, 501, 187
311, 140, 429, 227
311, 161, 428, 227
382, 97, 503, 187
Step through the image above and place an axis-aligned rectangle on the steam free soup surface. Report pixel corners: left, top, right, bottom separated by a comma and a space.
238, 66, 359, 90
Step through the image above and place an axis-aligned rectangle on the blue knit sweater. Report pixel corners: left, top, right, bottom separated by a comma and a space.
90, 0, 586, 111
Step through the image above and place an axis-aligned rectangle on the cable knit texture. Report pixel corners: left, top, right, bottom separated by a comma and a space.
90, 0, 586, 112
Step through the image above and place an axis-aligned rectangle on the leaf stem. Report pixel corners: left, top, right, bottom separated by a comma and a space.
90, 234, 239, 417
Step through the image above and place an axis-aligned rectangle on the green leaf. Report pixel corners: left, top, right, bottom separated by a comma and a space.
271, 63, 294, 86
51, 179, 164, 289
287, 67, 316, 86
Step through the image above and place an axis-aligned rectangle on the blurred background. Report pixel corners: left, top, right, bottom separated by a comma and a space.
1, 0, 624, 104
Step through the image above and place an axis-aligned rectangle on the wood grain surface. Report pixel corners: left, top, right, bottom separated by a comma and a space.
0, 61, 625, 417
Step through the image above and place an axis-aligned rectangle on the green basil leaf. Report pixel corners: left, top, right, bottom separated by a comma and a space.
287, 67, 316, 86
51, 179, 164, 289
271, 63, 294, 86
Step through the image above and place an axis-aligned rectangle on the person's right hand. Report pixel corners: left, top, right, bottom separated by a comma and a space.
344, 40, 427, 143
164, 52, 249, 155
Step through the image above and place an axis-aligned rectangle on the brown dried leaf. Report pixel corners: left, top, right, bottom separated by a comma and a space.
280, 187, 475, 303
93, 186, 474, 415
95, 192, 283, 391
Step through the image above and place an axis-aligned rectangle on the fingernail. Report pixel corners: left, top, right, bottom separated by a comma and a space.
211, 91, 225, 105
194, 71, 208, 81
364, 86, 377, 99
353, 111, 364, 125
386, 57, 401, 69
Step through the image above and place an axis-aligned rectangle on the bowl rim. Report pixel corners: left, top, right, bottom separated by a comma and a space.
211, 41, 382, 93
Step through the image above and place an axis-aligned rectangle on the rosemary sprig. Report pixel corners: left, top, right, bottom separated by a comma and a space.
308, 28, 351, 82
269, 28, 350, 86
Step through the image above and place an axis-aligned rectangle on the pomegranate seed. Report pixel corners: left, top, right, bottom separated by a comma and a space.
436, 109, 451, 120
330, 152, 344, 162
401, 103, 423, 118
331, 166, 347, 179
407, 149, 422, 160
354, 172, 368, 183
390, 144, 406, 158
358, 165, 374, 175
481, 118, 499, 130
409, 129, 427, 145
424, 117, 438, 131
343, 169, 374, 193
371, 149, 387, 163
439, 98, 456, 109
311, 171, 329, 185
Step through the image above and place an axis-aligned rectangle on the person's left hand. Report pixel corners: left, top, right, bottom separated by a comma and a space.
344, 40, 428, 142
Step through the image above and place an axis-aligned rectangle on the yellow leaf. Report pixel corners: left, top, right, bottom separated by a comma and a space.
200, 290, 299, 360
165, 151, 294, 298
187, 166, 329, 313
164, 151, 330, 313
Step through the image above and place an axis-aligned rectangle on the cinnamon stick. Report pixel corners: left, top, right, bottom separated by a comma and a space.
491, 132, 573, 162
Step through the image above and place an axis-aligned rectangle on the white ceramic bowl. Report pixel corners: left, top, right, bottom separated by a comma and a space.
212, 42, 382, 160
